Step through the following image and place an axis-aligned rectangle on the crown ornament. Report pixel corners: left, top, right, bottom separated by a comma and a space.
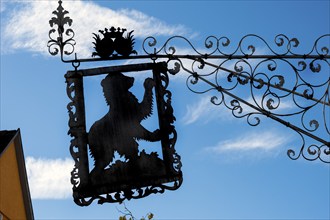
92, 27, 137, 58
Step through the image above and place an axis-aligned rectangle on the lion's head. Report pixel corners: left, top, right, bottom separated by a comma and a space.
101, 72, 134, 106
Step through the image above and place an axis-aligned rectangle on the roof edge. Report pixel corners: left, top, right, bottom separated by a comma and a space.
0, 129, 19, 156
14, 129, 35, 220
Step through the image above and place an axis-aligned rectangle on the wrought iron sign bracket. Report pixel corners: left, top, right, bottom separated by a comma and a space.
48, 0, 329, 206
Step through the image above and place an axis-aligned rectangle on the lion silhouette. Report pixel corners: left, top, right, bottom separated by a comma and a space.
88, 72, 161, 178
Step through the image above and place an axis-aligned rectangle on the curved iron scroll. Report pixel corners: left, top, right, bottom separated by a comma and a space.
48, 0, 76, 61
49, 1, 329, 169
141, 35, 330, 163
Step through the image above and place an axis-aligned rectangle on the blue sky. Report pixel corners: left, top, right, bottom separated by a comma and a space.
1, 0, 329, 219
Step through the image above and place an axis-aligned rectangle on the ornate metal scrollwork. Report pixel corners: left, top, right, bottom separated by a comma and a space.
65, 72, 89, 192
143, 34, 329, 163
65, 62, 182, 206
92, 27, 137, 58
49, 4, 328, 204
48, 0, 76, 60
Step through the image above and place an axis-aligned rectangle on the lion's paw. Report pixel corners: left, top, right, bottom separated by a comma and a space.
144, 78, 155, 90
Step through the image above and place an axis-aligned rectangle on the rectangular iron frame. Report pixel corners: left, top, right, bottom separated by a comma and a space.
65, 62, 182, 205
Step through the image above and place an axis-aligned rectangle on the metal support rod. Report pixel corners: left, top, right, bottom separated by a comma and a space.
66, 62, 157, 77
183, 67, 330, 146
190, 58, 330, 107
61, 54, 330, 63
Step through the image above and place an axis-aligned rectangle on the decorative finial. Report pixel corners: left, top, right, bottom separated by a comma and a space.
48, 0, 76, 58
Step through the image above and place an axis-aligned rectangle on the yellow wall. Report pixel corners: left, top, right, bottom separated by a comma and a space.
0, 210, 10, 220
0, 141, 27, 220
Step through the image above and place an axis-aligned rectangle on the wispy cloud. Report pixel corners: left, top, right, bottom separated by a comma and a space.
182, 95, 230, 125
245, 95, 295, 112
1, 1, 189, 57
182, 93, 295, 125
205, 131, 289, 153
26, 157, 73, 199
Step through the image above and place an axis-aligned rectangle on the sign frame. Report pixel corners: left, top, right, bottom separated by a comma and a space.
65, 62, 182, 206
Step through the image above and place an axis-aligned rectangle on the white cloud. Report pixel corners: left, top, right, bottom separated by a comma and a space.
26, 157, 73, 199
205, 131, 289, 153
1, 1, 189, 57
182, 93, 295, 126
182, 95, 229, 125
245, 95, 295, 112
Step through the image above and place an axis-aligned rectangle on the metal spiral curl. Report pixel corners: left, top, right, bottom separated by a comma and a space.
143, 34, 330, 163
143, 35, 220, 57
143, 34, 330, 58
86, 178, 183, 205
288, 133, 330, 163
66, 77, 81, 189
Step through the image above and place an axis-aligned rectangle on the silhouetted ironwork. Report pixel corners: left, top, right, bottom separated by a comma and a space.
92, 27, 137, 58
48, 0, 75, 61
66, 62, 182, 206
48, 2, 329, 205
142, 35, 329, 163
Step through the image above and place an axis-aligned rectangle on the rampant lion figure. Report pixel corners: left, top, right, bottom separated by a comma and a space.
88, 72, 161, 178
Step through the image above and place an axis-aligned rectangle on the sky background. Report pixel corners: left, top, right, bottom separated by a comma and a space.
1, 0, 329, 219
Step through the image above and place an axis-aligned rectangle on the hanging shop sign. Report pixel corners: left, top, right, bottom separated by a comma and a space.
48, 1, 329, 207
66, 62, 182, 206
48, 1, 182, 206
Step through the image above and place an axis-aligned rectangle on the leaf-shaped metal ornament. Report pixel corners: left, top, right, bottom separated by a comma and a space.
205, 40, 213, 49
266, 98, 276, 110
274, 75, 285, 88
275, 35, 285, 47
255, 78, 265, 89
247, 45, 256, 55
321, 46, 329, 55
303, 89, 313, 99
309, 120, 319, 130
298, 61, 307, 70
310, 61, 321, 73
237, 76, 249, 85
227, 73, 234, 82
221, 37, 230, 47
290, 38, 300, 47
267, 63, 276, 71
230, 99, 240, 107
168, 62, 181, 75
